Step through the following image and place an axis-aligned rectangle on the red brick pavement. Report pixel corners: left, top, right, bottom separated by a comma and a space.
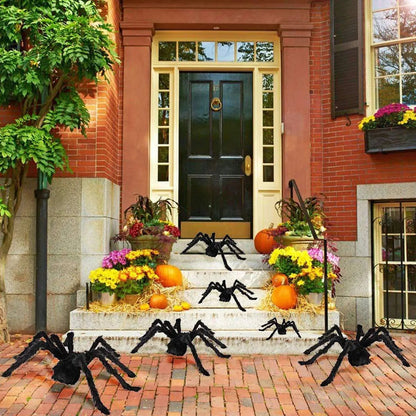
0, 333, 415, 415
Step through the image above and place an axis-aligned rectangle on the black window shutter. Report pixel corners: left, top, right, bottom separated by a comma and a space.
331, 0, 364, 118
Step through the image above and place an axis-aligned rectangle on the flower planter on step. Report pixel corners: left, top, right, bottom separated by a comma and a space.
126, 235, 173, 263
365, 127, 416, 153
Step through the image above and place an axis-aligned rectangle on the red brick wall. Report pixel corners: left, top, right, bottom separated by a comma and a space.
310, 0, 416, 241
0, 1, 123, 185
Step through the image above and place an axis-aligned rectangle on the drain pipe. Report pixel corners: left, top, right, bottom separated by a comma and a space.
35, 172, 49, 331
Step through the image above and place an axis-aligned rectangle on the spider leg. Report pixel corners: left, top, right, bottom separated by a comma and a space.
222, 235, 246, 256
63, 332, 75, 354
186, 340, 210, 376
50, 334, 69, 357
93, 347, 137, 378
198, 283, 220, 304
320, 343, 353, 386
194, 329, 231, 358
181, 232, 207, 254
88, 336, 119, 358
362, 327, 403, 351
375, 334, 410, 367
300, 334, 343, 359
191, 320, 215, 337
259, 318, 278, 331
17, 331, 64, 360
318, 324, 344, 340
131, 319, 172, 353
217, 245, 232, 271
287, 321, 302, 338
2, 340, 50, 377
234, 282, 257, 300
75, 355, 111, 415
93, 350, 141, 389
264, 327, 279, 340
231, 292, 247, 312
222, 240, 246, 260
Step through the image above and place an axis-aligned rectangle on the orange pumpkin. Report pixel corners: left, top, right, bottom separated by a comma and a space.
271, 273, 289, 287
271, 285, 297, 310
149, 293, 168, 309
254, 229, 277, 254
155, 265, 183, 287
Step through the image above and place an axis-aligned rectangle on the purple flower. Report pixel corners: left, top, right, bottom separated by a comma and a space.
307, 248, 339, 267
102, 248, 131, 269
374, 103, 410, 118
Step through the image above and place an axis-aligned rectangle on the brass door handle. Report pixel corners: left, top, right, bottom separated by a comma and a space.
244, 155, 252, 176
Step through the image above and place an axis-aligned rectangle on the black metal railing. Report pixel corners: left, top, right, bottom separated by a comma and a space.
288, 179, 329, 332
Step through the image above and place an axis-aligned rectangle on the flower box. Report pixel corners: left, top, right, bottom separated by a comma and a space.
365, 127, 416, 154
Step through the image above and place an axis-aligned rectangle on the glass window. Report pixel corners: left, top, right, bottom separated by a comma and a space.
178, 41, 196, 61
159, 42, 176, 61
198, 41, 215, 61
217, 41, 235, 62
256, 42, 274, 62
371, 0, 416, 107
237, 42, 254, 62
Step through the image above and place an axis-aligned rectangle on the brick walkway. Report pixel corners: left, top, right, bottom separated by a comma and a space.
0, 333, 415, 416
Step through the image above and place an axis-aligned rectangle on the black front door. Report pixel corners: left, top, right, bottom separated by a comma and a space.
179, 72, 253, 238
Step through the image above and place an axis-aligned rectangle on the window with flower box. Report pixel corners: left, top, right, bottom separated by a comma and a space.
370, 0, 416, 108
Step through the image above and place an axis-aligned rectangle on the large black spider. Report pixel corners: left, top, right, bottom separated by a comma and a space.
2, 331, 140, 415
181, 232, 246, 271
131, 318, 230, 376
259, 318, 301, 339
198, 279, 257, 312
298, 324, 410, 386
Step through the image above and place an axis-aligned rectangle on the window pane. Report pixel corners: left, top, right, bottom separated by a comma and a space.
159, 74, 170, 90
158, 165, 169, 182
256, 42, 274, 62
407, 235, 416, 261
400, 6, 416, 38
237, 42, 254, 62
402, 42, 416, 72
373, 0, 397, 10
383, 265, 403, 291
408, 293, 416, 319
158, 110, 169, 126
405, 207, 416, 233
376, 76, 400, 107
198, 41, 215, 61
263, 129, 274, 145
263, 110, 273, 127
382, 207, 402, 233
178, 41, 196, 61
402, 74, 416, 105
400, 0, 416, 5
383, 292, 403, 319
376, 45, 400, 75
263, 147, 274, 163
408, 265, 416, 291
158, 147, 169, 163
262, 74, 274, 90
263, 92, 273, 108
373, 9, 398, 43
263, 166, 274, 182
217, 41, 234, 62
382, 235, 404, 261
158, 128, 169, 144
159, 41, 176, 61
158, 92, 169, 108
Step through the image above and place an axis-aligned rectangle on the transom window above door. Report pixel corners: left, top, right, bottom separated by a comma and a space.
158, 40, 274, 63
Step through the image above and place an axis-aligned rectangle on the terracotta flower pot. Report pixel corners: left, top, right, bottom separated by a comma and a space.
126, 235, 174, 263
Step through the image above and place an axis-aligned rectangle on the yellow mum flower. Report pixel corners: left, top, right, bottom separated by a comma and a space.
296, 280, 305, 286
358, 115, 375, 130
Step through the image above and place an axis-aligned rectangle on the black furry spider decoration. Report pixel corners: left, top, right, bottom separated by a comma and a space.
2, 331, 140, 415
131, 318, 230, 376
259, 318, 301, 339
198, 279, 257, 312
181, 232, 245, 271
299, 324, 410, 386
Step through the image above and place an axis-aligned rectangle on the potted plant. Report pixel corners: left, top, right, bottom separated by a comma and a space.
267, 246, 341, 306
273, 195, 326, 248
359, 103, 416, 153
122, 195, 180, 262
89, 248, 160, 305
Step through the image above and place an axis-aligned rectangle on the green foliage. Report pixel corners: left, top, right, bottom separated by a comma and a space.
125, 195, 178, 224
115, 277, 151, 299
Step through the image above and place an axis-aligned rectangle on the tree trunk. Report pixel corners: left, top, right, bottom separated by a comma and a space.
0, 259, 10, 343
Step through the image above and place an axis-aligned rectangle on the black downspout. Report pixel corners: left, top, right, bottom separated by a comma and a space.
35, 183, 50, 331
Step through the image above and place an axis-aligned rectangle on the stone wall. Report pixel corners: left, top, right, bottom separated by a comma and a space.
5, 178, 120, 333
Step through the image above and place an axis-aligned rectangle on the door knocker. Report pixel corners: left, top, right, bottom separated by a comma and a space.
210, 97, 222, 112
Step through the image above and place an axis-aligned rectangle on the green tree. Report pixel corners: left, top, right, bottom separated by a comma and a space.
0, 0, 118, 341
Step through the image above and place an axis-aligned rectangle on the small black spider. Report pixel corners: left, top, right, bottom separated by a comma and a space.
259, 318, 301, 339
198, 279, 257, 312
131, 318, 230, 376
298, 324, 410, 386
181, 232, 245, 271
2, 331, 140, 415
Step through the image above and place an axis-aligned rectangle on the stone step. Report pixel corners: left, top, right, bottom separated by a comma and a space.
70, 329, 338, 355
182, 270, 271, 288
173, 239, 258, 255
70, 309, 338, 332
169, 253, 266, 271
